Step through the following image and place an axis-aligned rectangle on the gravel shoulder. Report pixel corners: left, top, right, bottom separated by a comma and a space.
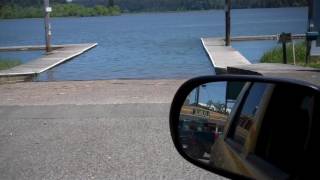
0, 79, 186, 106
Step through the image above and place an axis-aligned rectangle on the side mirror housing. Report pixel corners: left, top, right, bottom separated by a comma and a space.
170, 75, 320, 180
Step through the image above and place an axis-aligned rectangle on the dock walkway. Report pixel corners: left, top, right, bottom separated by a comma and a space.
201, 37, 251, 73
201, 34, 307, 74
0, 43, 97, 82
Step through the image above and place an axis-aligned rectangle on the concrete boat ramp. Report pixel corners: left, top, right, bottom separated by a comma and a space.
0, 43, 97, 83
201, 37, 251, 73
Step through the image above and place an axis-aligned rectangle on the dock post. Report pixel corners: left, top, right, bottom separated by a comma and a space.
225, 0, 231, 46
44, 0, 52, 52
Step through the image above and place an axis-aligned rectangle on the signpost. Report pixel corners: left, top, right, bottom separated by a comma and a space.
44, 0, 52, 52
306, 0, 314, 64
315, 0, 320, 46
278, 33, 292, 64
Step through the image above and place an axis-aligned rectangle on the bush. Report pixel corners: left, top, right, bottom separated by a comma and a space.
0, 59, 22, 70
261, 42, 320, 68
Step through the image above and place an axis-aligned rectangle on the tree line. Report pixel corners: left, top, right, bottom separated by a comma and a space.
0, 1, 120, 19
1, 0, 308, 10
114, 0, 307, 12
0, 0, 308, 19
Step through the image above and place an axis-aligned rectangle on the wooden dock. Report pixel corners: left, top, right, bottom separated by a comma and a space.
0, 43, 97, 83
201, 37, 251, 74
0, 43, 97, 76
201, 34, 306, 74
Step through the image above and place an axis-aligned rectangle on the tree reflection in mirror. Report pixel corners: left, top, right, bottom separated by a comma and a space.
178, 81, 315, 179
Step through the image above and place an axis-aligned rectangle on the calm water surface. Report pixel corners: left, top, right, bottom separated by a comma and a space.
0, 8, 307, 81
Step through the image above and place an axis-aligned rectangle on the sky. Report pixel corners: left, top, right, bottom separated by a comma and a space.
188, 81, 227, 105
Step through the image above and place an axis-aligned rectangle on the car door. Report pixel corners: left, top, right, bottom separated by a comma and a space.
211, 81, 315, 179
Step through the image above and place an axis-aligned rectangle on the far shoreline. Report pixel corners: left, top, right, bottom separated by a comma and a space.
0, 6, 307, 20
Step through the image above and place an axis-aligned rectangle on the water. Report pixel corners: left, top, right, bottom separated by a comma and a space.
0, 8, 307, 81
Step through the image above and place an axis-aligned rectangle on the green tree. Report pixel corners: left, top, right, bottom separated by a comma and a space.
207, 100, 214, 107
213, 102, 226, 113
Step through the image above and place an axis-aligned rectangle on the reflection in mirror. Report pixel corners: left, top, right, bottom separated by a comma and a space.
178, 81, 316, 179
179, 81, 242, 162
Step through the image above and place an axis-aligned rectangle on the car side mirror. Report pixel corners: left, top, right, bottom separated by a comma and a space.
169, 75, 320, 180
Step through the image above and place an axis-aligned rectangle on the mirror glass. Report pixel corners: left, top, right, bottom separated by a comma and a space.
178, 81, 315, 179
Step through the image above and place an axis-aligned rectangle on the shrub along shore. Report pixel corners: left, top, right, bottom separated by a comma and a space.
0, 58, 21, 70
260, 42, 320, 68
0, 4, 121, 19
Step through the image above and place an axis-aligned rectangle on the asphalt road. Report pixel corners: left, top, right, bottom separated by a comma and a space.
0, 80, 224, 180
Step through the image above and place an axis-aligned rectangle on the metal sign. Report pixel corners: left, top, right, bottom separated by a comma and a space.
306, 31, 319, 41
193, 108, 210, 118
278, 33, 292, 43
45, 7, 52, 13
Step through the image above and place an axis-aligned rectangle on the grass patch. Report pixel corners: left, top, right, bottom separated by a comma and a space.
0, 58, 22, 70
260, 42, 320, 68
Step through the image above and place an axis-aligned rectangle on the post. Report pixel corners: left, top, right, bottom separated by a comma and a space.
225, 83, 228, 114
282, 42, 287, 64
308, 0, 313, 31
225, 0, 231, 46
292, 41, 296, 65
306, 0, 314, 64
278, 33, 291, 64
44, 0, 52, 52
195, 87, 200, 106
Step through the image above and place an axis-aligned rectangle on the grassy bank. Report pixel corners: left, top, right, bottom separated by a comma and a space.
0, 4, 121, 19
0, 59, 21, 70
261, 42, 320, 68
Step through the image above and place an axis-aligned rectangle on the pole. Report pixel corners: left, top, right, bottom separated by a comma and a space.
225, 0, 231, 46
282, 42, 287, 64
292, 41, 296, 65
225, 83, 228, 114
306, 0, 314, 64
308, 0, 313, 30
195, 87, 200, 106
306, 42, 311, 64
44, 0, 51, 52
